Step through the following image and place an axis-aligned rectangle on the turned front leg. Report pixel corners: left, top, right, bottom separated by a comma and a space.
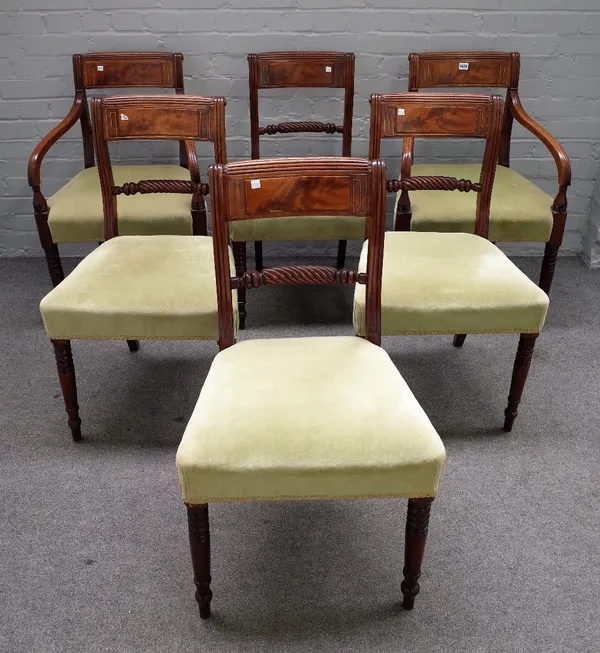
51, 339, 82, 441
401, 497, 434, 610
187, 504, 212, 619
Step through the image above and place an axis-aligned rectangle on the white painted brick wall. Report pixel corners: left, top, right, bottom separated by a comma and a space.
1, 0, 599, 260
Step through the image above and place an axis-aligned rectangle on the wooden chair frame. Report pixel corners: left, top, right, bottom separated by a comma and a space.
28, 52, 197, 289
185, 156, 436, 617
234, 52, 355, 315
50, 94, 226, 442
403, 51, 571, 296
370, 91, 540, 431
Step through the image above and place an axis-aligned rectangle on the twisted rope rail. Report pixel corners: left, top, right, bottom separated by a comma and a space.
259, 121, 344, 135
112, 180, 210, 196
386, 176, 482, 193
231, 265, 367, 289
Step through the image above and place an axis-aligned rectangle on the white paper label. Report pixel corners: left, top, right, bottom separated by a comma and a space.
120, 113, 129, 121
397, 108, 405, 116
325, 66, 332, 72
250, 179, 261, 189
459, 62, 469, 70
97, 65, 104, 71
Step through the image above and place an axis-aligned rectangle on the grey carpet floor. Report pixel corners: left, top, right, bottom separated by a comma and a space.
1, 256, 599, 653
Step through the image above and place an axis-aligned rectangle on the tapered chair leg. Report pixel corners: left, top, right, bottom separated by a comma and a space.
187, 504, 212, 619
453, 334, 467, 347
51, 339, 82, 441
233, 241, 247, 330
503, 333, 539, 432
539, 242, 559, 295
254, 240, 264, 271
127, 340, 140, 352
336, 239, 347, 269
401, 497, 434, 610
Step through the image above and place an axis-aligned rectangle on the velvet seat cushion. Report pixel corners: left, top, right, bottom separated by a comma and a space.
395, 164, 554, 242
177, 336, 445, 504
354, 232, 549, 337
40, 235, 237, 340
47, 165, 194, 243
229, 215, 365, 242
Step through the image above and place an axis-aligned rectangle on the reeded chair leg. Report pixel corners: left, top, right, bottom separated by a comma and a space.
254, 240, 264, 271
539, 242, 559, 295
187, 504, 212, 619
233, 241, 247, 330
453, 334, 467, 347
401, 497, 434, 610
44, 244, 65, 288
503, 333, 539, 432
336, 239, 347, 269
127, 340, 140, 352
51, 339, 82, 441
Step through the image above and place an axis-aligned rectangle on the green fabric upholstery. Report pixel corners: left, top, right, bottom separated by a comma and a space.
395, 163, 554, 242
177, 336, 445, 503
354, 232, 549, 336
47, 165, 194, 243
229, 215, 365, 242
40, 235, 237, 340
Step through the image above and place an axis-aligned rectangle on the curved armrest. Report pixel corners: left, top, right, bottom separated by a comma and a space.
28, 92, 85, 190
182, 140, 201, 183
400, 136, 414, 179
509, 90, 571, 188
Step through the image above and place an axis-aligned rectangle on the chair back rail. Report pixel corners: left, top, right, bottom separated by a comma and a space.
91, 94, 226, 240
369, 92, 504, 238
248, 52, 355, 158
408, 52, 520, 91
209, 157, 386, 349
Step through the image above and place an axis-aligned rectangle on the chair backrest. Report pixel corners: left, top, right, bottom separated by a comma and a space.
74, 52, 185, 92
408, 51, 519, 167
71, 52, 186, 168
248, 51, 355, 159
369, 92, 503, 238
91, 94, 227, 240
209, 157, 387, 349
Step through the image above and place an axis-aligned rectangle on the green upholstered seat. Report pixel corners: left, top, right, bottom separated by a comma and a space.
395, 163, 554, 242
229, 215, 365, 242
47, 165, 194, 243
40, 235, 237, 340
177, 336, 445, 504
354, 232, 549, 337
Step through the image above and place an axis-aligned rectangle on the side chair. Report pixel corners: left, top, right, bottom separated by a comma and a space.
361, 92, 549, 432
176, 157, 446, 618
232, 51, 357, 328
39, 94, 234, 442
397, 52, 571, 299
28, 52, 207, 291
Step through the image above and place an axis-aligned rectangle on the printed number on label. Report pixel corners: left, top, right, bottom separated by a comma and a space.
325, 66, 332, 73
97, 65, 104, 71
397, 108, 405, 116
459, 62, 469, 70
250, 179, 261, 189
120, 114, 129, 121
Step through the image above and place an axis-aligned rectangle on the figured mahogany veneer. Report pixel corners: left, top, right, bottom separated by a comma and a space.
28, 52, 192, 290
209, 156, 386, 349
407, 52, 571, 296
92, 94, 227, 240
79, 52, 181, 89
